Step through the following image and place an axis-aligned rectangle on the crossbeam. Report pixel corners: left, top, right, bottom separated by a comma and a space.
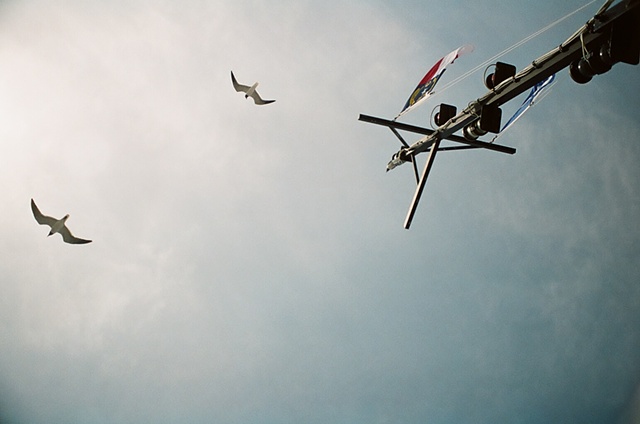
358, 114, 516, 155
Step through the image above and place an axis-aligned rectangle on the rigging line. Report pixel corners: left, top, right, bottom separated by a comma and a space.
431, 0, 597, 98
595, 0, 615, 16
490, 80, 557, 143
531, 80, 557, 105
532, 0, 614, 67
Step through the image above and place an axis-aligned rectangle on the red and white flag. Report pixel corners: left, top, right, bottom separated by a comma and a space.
396, 44, 473, 120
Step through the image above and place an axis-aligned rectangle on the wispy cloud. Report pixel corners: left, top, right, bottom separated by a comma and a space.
0, 1, 638, 423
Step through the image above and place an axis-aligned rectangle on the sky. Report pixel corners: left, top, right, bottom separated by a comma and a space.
0, 1, 639, 423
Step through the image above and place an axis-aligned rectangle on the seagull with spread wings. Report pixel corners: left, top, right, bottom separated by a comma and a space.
231, 71, 275, 105
31, 198, 92, 244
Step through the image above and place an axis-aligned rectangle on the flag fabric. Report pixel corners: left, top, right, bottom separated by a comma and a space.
496, 74, 555, 138
395, 44, 474, 120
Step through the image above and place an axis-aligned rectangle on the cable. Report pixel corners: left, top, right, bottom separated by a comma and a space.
490, 80, 557, 142
595, 0, 615, 16
432, 0, 597, 97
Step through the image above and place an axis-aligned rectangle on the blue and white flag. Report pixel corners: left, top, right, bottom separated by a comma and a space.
495, 74, 555, 138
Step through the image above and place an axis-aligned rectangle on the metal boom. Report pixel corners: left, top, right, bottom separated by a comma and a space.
360, 0, 639, 229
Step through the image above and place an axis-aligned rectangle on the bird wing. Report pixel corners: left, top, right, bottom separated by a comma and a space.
231, 71, 251, 93
31, 198, 58, 227
249, 91, 275, 105
59, 225, 92, 244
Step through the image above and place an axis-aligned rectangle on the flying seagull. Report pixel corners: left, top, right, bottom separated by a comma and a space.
31, 198, 92, 244
231, 71, 275, 105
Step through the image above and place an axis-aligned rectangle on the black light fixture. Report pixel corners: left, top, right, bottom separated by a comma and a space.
463, 104, 502, 141
434, 104, 457, 127
485, 62, 517, 90
570, 10, 639, 84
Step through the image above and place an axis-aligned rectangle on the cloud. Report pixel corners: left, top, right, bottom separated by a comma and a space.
0, 1, 639, 424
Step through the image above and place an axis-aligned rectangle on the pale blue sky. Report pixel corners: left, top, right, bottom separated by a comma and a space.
0, 1, 638, 423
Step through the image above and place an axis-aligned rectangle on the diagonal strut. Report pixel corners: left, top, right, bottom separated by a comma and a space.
404, 139, 441, 229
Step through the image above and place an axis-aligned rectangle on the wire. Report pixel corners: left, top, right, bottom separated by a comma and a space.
518, 0, 612, 81
490, 80, 557, 143
432, 0, 597, 97
595, 0, 615, 16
